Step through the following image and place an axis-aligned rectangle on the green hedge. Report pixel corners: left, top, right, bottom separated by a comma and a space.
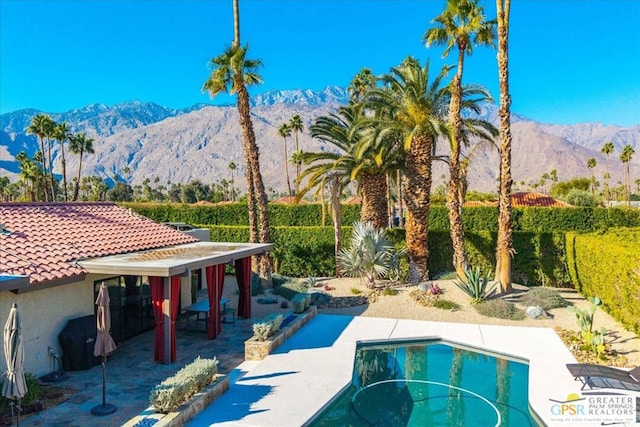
124, 202, 640, 231
207, 226, 570, 286
122, 202, 361, 226
566, 228, 640, 334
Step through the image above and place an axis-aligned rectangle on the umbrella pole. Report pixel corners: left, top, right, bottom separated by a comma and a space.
90, 356, 117, 416
16, 398, 21, 427
101, 356, 106, 406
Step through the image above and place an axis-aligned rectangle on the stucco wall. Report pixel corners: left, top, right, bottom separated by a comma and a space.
0, 274, 114, 377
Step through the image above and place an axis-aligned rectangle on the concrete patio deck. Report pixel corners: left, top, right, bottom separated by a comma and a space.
188, 314, 640, 427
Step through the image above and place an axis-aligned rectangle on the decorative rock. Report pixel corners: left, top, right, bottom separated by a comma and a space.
257, 296, 278, 304
280, 301, 288, 309
526, 306, 548, 319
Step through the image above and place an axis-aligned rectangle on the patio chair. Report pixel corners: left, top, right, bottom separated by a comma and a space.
566, 363, 640, 391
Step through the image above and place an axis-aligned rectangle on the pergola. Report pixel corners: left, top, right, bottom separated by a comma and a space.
79, 241, 272, 363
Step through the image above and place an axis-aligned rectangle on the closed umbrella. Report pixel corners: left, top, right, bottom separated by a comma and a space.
90, 282, 117, 416
2, 303, 26, 427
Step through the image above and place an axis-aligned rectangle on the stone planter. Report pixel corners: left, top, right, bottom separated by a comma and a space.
123, 374, 229, 427
245, 305, 317, 361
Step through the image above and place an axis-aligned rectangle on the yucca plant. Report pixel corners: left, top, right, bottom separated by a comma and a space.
338, 221, 402, 288
454, 266, 494, 304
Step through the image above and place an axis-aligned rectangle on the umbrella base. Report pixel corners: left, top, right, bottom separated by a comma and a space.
90, 403, 117, 416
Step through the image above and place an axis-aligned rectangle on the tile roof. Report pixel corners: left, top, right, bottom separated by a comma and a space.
462, 193, 571, 208
0, 202, 198, 285
512, 192, 572, 207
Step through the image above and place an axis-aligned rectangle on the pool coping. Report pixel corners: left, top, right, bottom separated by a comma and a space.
188, 314, 640, 427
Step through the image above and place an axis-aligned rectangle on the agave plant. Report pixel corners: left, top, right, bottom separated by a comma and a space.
338, 221, 402, 288
454, 266, 494, 304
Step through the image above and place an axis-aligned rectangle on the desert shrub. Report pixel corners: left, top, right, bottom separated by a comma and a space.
520, 287, 568, 310
475, 300, 526, 320
381, 286, 398, 296
433, 271, 457, 280
149, 357, 218, 413
252, 313, 285, 341
350, 287, 362, 295
433, 299, 461, 310
271, 275, 308, 300
409, 289, 439, 307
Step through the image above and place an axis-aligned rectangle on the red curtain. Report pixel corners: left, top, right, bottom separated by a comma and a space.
205, 265, 224, 339
235, 257, 252, 318
169, 275, 181, 362
149, 276, 164, 362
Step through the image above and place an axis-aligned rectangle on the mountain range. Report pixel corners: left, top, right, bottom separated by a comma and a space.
1, 86, 638, 195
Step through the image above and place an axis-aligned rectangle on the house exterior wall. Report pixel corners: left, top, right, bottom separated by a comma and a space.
0, 274, 113, 377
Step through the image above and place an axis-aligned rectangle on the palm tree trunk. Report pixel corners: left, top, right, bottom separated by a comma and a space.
495, 0, 514, 294
236, 78, 272, 286
38, 137, 48, 202
329, 174, 342, 277
61, 142, 68, 201
294, 132, 301, 194
397, 169, 404, 227
73, 151, 83, 201
47, 138, 56, 200
283, 136, 292, 197
386, 173, 393, 228
360, 172, 388, 229
405, 134, 433, 284
232, 0, 240, 46
447, 49, 468, 276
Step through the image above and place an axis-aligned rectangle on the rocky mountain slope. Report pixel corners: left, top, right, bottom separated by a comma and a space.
1, 87, 638, 194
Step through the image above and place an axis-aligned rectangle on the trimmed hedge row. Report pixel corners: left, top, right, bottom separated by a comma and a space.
124, 202, 640, 231
122, 202, 361, 226
206, 226, 569, 287
566, 229, 640, 334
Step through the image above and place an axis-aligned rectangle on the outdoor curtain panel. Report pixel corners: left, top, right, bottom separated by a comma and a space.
205, 264, 225, 339
149, 276, 181, 363
235, 257, 252, 318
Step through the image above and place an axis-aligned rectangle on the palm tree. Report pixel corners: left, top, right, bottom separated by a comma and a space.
227, 161, 237, 201
289, 114, 304, 194
587, 157, 597, 193
53, 122, 71, 201
424, 0, 496, 276
365, 58, 451, 284
601, 141, 614, 200
26, 114, 55, 201
68, 132, 95, 201
348, 67, 376, 101
290, 150, 305, 193
620, 144, 635, 206
203, 0, 272, 283
278, 123, 293, 197
635, 178, 640, 194
495, 0, 514, 294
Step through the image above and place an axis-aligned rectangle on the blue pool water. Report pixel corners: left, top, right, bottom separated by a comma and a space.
309, 341, 540, 426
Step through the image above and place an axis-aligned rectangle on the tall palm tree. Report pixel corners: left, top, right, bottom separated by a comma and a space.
601, 141, 614, 201
227, 161, 237, 201
289, 114, 304, 193
620, 144, 635, 206
203, 0, 272, 282
348, 68, 375, 101
495, 0, 514, 294
587, 157, 597, 193
365, 57, 451, 284
26, 114, 55, 201
424, 0, 496, 276
68, 132, 95, 201
53, 122, 71, 201
290, 150, 305, 193
278, 123, 293, 197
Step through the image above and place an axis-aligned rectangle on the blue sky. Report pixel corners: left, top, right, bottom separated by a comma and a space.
1, 0, 639, 126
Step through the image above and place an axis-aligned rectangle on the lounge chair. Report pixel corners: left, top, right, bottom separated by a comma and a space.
566, 363, 640, 391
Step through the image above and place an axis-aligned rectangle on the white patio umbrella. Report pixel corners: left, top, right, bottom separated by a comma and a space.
90, 282, 117, 416
2, 303, 27, 427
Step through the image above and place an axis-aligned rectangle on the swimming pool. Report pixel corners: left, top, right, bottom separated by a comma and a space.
309, 340, 540, 426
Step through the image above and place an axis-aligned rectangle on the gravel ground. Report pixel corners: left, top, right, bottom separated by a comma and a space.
241, 278, 639, 367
